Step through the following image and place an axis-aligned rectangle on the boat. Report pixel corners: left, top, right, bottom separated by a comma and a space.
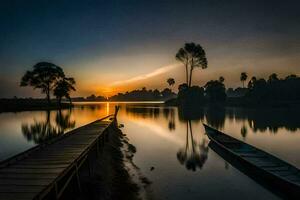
203, 124, 300, 199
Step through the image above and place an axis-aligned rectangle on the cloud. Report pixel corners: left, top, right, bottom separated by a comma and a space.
110, 63, 181, 86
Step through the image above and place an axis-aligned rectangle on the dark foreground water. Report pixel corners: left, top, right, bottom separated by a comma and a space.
1, 102, 300, 199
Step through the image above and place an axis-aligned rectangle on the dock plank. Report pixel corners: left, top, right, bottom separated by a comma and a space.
0, 116, 114, 200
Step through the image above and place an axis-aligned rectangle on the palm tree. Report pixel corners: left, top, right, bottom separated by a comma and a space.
20, 62, 65, 105
240, 72, 248, 88
219, 76, 225, 83
53, 77, 76, 106
176, 42, 208, 87
167, 78, 175, 87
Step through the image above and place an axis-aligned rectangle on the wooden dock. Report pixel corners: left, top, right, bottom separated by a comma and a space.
0, 115, 116, 200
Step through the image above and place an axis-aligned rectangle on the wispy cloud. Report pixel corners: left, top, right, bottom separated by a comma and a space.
110, 63, 180, 86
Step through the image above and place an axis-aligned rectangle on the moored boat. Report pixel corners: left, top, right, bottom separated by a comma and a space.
204, 124, 300, 199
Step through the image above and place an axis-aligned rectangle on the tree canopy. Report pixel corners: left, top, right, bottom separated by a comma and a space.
176, 42, 207, 87
240, 72, 248, 88
167, 78, 175, 87
53, 77, 76, 105
205, 79, 226, 103
20, 62, 75, 106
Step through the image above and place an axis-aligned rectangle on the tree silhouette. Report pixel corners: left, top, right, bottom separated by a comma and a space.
285, 74, 297, 80
54, 77, 76, 106
20, 62, 65, 105
167, 78, 175, 87
246, 74, 300, 102
240, 72, 248, 88
176, 42, 207, 87
268, 73, 279, 83
205, 79, 226, 103
219, 76, 225, 83
247, 76, 257, 89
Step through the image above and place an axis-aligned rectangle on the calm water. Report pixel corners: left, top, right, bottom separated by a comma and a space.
1, 102, 300, 199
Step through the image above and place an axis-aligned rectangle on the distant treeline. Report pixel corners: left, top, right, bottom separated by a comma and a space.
228, 74, 300, 106
168, 73, 300, 107
73, 88, 177, 102
109, 88, 176, 101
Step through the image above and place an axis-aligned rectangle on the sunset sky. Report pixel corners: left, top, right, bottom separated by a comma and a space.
1, 0, 300, 98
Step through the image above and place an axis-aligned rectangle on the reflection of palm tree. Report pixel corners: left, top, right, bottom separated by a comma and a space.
241, 125, 247, 140
176, 120, 209, 171
22, 109, 75, 144
177, 122, 189, 164
168, 109, 176, 131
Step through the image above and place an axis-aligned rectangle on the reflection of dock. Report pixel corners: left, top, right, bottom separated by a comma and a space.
0, 115, 115, 200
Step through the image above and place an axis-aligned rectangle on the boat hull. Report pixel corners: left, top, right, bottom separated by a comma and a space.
204, 124, 300, 199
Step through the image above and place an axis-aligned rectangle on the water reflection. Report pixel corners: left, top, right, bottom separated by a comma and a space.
227, 108, 300, 133
123, 105, 300, 139
205, 107, 226, 129
162, 108, 176, 131
22, 109, 75, 144
240, 125, 247, 140
178, 106, 204, 122
177, 120, 209, 171
125, 105, 160, 119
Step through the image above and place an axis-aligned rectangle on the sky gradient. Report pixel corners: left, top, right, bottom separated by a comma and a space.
1, 0, 300, 98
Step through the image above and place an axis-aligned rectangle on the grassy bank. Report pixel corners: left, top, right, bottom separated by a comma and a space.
78, 125, 141, 200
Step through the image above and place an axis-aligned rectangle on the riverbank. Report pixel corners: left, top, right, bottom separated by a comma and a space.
0, 99, 72, 112
78, 123, 151, 200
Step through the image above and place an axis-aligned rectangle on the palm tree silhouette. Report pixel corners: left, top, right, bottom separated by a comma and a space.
176, 42, 208, 87
167, 78, 175, 88
219, 76, 225, 83
240, 72, 248, 88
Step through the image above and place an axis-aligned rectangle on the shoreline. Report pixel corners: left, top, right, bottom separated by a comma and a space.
78, 123, 152, 200
0, 99, 72, 113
